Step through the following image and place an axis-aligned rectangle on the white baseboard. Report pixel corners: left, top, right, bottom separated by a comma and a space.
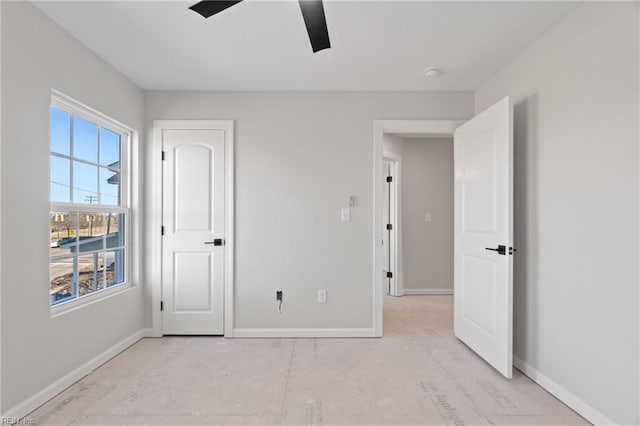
402, 289, 453, 295
3, 328, 152, 420
232, 328, 377, 338
513, 356, 615, 425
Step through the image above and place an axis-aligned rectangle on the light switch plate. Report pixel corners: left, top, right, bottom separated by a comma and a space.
425, 213, 432, 222
341, 208, 351, 222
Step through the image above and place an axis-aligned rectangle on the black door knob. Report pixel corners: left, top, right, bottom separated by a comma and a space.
485, 245, 507, 255
204, 238, 224, 246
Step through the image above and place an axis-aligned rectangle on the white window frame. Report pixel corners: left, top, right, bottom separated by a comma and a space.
50, 91, 133, 315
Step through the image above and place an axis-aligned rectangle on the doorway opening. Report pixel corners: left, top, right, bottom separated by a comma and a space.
382, 134, 456, 298
381, 132, 456, 339
372, 120, 464, 337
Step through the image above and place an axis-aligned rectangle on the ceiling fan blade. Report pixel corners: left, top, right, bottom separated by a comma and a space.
298, 0, 331, 53
189, 1, 244, 18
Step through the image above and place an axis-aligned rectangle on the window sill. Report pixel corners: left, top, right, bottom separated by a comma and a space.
50, 283, 135, 318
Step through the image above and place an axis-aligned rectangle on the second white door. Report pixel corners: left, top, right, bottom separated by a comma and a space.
162, 128, 226, 335
453, 96, 513, 378
383, 158, 399, 296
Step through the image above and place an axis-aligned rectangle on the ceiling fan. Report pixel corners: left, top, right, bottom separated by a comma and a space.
189, 0, 331, 53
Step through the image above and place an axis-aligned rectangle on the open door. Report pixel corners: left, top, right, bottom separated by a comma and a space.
382, 158, 400, 296
382, 160, 392, 294
453, 97, 513, 378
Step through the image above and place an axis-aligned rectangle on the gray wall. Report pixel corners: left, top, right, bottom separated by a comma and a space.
475, 3, 639, 424
402, 139, 453, 292
144, 92, 474, 330
1, 2, 145, 412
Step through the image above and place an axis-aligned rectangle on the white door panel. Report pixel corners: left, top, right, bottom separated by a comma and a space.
173, 144, 215, 232
454, 96, 513, 378
462, 254, 497, 334
462, 129, 498, 234
173, 252, 213, 312
383, 161, 391, 280
382, 159, 400, 296
162, 129, 225, 335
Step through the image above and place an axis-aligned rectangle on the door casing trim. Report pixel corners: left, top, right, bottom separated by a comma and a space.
151, 120, 235, 337
372, 120, 465, 336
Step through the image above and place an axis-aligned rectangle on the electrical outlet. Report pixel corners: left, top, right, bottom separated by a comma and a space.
276, 291, 283, 301
318, 289, 327, 303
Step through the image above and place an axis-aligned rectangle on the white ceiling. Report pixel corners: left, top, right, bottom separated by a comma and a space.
33, 1, 578, 91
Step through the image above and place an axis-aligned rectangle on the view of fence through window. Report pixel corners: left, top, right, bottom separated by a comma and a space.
49, 102, 128, 306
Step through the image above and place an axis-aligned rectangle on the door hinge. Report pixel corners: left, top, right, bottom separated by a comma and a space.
160, 301, 164, 311
161, 226, 165, 236
386, 271, 393, 278
386, 176, 393, 183
161, 151, 165, 161
386, 224, 393, 230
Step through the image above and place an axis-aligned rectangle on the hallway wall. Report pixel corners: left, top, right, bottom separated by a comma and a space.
401, 138, 453, 293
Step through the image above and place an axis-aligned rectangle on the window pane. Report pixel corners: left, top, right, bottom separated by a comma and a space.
51, 107, 70, 156
100, 128, 121, 167
99, 167, 120, 206
50, 156, 70, 202
50, 256, 77, 305
73, 116, 98, 163
77, 253, 105, 296
105, 213, 125, 249
73, 161, 99, 204
106, 249, 125, 287
78, 212, 105, 243
93, 213, 109, 240
50, 212, 78, 257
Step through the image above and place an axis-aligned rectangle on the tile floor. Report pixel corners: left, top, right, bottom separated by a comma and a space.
29, 295, 588, 425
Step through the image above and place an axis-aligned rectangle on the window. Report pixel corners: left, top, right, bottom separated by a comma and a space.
49, 94, 130, 307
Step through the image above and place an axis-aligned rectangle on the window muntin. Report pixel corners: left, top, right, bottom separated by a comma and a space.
49, 97, 129, 307
50, 107, 122, 206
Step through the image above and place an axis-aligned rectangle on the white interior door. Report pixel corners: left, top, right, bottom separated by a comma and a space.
383, 159, 400, 296
162, 128, 225, 335
383, 160, 392, 294
454, 96, 513, 378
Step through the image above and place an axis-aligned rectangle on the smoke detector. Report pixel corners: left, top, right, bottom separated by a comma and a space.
423, 67, 440, 79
